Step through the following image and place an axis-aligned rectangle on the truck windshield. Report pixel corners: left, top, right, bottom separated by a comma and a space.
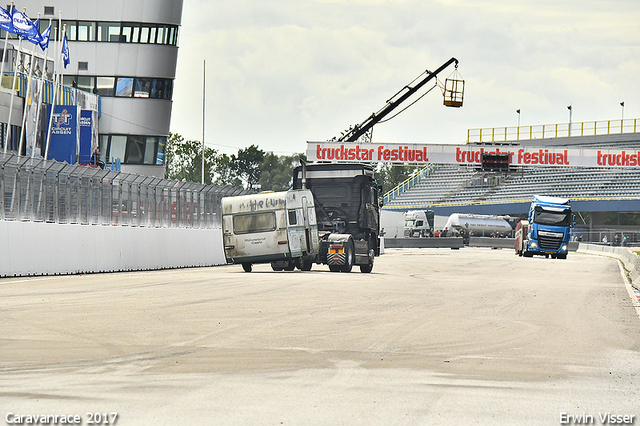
404, 220, 415, 227
533, 206, 571, 226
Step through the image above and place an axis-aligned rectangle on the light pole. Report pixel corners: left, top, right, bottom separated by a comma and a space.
516, 109, 521, 139
202, 59, 206, 184
621, 101, 625, 120
567, 104, 572, 136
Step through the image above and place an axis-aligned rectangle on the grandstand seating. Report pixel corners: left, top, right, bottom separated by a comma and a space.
384, 165, 640, 208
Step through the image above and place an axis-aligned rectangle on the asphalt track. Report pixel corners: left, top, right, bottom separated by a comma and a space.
1, 248, 639, 425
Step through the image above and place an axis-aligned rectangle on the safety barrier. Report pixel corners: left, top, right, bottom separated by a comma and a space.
467, 118, 639, 143
577, 243, 640, 293
0, 152, 245, 228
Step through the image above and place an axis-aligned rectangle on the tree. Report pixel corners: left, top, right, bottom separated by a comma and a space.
213, 153, 242, 188
165, 133, 217, 184
232, 144, 265, 189
258, 152, 307, 192
375, 163, 422, 194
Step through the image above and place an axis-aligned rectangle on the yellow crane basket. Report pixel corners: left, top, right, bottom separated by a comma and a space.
443, 69, 464, 108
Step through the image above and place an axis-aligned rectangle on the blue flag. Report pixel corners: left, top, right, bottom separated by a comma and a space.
39, 23, 51, 50
12, 9, 40, 44
0, 6, 12, 33
61, 32, 70, 68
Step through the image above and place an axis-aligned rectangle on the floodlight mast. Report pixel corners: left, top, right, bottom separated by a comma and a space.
339, 57, 459, 143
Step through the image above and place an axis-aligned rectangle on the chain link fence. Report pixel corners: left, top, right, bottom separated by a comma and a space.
0, 152, 247, 228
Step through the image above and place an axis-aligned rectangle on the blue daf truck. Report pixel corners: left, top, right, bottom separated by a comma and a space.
515, 195, 574, 259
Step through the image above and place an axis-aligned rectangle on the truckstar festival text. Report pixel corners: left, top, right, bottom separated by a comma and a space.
309, 142, 640, 168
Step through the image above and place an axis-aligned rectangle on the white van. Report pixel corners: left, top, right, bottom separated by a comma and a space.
222, 189, 319, 272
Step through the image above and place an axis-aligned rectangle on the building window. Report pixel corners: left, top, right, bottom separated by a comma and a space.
78, 61, 89, 71
156, 137, 166, 165
125, 135, 145, 164
99, 135, 109, 163
44, 6, 54, 16
134, 78, 152, 98
108, 135, 127, 163
97, 22, 121, 42
64, 75, 174, 100
144, 137, 158, 165
121, 22, 138, 43
62, 20, 77, 41
101, 135, 167, 166
33, 20, 179, 45
157, 26, 167, 45
96, 77, 115, 96
77, 21, 96, 41
115, 77, 133, 97
77, 76, 94, 93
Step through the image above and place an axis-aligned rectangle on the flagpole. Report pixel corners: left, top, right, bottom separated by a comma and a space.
3, 34, 21, 154
201, 59, 205, 184
0, 1, 14, 92
32, 18, 51, 158
44, 25, 61, 160
18, 12, 40, 156
0, 3, 11, 153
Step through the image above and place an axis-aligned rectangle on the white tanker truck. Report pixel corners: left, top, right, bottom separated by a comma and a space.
443, 213, 513, 237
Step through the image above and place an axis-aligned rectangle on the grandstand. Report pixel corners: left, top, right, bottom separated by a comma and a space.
382, 128, 640, 243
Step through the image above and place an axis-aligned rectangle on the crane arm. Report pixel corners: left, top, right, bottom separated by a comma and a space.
339, 57, 459, 142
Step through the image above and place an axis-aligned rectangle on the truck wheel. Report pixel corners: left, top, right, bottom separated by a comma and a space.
300, 259, 313, 271
271, 262, 284, 271
242, 263, 252, 272
360, 245, 375, 273
284, 261, 296, 271
341, 241, 354, 272
329, 265, 341, 272
360, 262, 373, 273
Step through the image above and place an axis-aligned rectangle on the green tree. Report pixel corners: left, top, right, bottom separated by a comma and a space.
232, 144, 265, 189
258, 152, 307, 192
165, 133, 217, 184
375, 163, 422, 194
213, 153, 243, 188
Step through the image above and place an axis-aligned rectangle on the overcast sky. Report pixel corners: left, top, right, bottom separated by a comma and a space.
169, 0, 640, 156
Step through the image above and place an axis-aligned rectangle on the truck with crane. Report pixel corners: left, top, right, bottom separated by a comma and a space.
221, 163, 381, 273
222, 58, 462, 272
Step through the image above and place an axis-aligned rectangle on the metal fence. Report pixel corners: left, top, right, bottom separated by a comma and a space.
0, 152, 246, 228
467, 118, 639, 143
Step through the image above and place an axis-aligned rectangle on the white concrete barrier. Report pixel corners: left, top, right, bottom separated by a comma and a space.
577, 242, 640, 289
0, 221, 226, 277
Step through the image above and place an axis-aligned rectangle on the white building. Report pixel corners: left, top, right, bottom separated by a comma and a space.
11, 0, 184, 177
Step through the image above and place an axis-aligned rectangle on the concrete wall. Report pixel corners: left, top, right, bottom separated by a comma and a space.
0, 221, 226, 277
577, 243, 640, 290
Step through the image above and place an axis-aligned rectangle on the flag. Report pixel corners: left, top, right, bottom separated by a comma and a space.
61, 32, 70, 68
12, 8, 40, 44
39, 23, 51, 50
0, 6, 12, 33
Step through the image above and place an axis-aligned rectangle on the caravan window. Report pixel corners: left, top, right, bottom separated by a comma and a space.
233, 212, 276, 234
288, 210, 297, 225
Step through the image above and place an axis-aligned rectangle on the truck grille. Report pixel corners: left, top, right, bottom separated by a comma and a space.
538, 234, 562, 250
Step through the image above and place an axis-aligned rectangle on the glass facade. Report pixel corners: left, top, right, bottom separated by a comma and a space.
101, 135, 167, 166
62, 75, 173, 100
2, 20, 180, 46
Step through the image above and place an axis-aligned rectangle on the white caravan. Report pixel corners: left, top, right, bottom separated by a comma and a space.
222, 189, 319, 272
